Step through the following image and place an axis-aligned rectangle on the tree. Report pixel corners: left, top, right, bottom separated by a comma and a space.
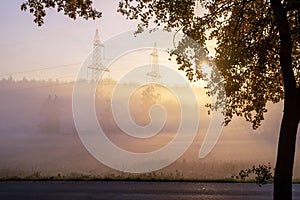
22, 0, 300, 199
140, 85, 161, 125
117, 1, 299, 199
38, 94, 61, 134
20, 0, 102, 26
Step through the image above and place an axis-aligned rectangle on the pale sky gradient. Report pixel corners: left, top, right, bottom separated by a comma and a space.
0, 0, 140, 81
0, 1, 216, 82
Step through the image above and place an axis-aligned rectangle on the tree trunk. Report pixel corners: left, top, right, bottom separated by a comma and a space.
270, 0, 299, 200
274, 106, 299, 200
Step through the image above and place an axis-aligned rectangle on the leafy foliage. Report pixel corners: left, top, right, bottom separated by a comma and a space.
232, 163, 274, 186
118, 0, 300, 129
21, 0, 102, 26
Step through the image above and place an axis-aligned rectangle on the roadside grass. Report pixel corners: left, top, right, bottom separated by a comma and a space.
0, 171, 288, 183
0, 170, 237, 182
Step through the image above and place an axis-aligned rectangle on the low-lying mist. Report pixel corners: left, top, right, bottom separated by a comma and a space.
0, 78, 299, 179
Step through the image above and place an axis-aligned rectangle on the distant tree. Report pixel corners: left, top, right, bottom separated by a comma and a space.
38, 94, 61, 134
7, 75, 15, 83
0, 76, 14, 85
22, 77, 28, 83
140, 85, 161, 125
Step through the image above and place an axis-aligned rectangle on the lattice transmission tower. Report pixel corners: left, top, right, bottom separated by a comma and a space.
146, 43, 161, 83
87, 29, 109, 82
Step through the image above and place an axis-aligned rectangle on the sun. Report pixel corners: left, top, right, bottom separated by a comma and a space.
200, 61, 209, 69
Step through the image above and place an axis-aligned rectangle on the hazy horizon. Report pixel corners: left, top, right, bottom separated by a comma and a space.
0, 78, 299, 179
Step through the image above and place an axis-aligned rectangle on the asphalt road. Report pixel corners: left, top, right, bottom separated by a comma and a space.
0, 181, 299, 200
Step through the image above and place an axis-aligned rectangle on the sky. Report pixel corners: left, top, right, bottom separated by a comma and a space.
0, 0, 140, 81
0, 0, 216, 83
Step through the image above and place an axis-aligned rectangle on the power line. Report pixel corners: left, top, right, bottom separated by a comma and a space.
0, 62, 82, 77
0, 81, 74, 94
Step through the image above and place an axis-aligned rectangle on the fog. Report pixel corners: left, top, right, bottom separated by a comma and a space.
0, 77, 299, 179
